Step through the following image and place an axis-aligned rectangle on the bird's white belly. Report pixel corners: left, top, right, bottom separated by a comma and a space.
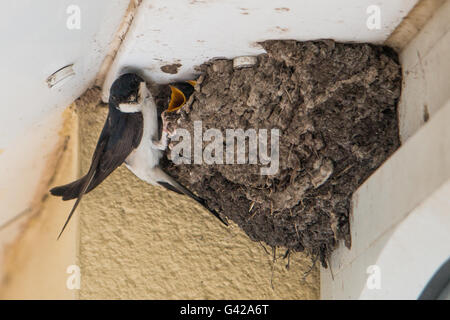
125, 142, 162, 183
124, 96, 162, 185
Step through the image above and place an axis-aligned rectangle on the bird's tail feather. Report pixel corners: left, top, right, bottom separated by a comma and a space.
50, 176, 89, 201
154, 167, 228, 226
56, 171, 95, 239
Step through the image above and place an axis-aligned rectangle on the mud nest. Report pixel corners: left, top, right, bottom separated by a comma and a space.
159, 40, 401, 267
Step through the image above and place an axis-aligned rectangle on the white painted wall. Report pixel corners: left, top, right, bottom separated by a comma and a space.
102, 0, 418, 100
398, 1, 450, 142
322, 99, 450, 299
360, 179, 450, 299
321, 1, 450, 299
0, 0, 129, 228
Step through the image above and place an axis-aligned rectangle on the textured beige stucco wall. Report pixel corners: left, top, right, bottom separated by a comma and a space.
78, 89, 319, 299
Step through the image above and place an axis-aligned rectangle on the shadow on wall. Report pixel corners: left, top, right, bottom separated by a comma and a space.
0, 106, 79, 299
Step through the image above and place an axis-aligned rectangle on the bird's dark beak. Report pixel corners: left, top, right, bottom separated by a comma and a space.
167, 81, 197, 113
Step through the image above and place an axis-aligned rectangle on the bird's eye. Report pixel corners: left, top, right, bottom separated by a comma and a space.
128, 94, 136, 102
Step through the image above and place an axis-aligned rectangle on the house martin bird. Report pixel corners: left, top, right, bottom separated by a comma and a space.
50, 73, 228, 239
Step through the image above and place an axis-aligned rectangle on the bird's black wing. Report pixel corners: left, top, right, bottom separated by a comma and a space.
87, 106, 143, 192
50, 106, 143, 238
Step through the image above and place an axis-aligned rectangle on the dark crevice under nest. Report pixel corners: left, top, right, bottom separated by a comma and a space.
158, 40, 402, 268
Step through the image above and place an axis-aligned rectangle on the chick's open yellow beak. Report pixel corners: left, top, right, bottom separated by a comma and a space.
167, 85, 186, 112
166, 81, 197, 113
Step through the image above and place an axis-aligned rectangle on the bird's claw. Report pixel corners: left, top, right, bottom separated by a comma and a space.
151, 113, 175, 151
161, 110, 177, 138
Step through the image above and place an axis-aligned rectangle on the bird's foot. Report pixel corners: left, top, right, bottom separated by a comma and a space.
161, 110, 178, 137
153, 111, 180, 151
151, 113, 174, 150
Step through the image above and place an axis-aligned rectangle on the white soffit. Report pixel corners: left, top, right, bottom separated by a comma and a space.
103, 0, 418, 99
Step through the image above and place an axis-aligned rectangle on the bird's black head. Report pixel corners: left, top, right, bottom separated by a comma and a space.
109, 73, 144, 105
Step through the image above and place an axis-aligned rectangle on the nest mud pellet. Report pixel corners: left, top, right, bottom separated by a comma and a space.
159, 40, 401, 267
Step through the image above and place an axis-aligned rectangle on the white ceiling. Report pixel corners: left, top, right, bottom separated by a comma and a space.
0, 0, 129, 227
103, 0, 418, 99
